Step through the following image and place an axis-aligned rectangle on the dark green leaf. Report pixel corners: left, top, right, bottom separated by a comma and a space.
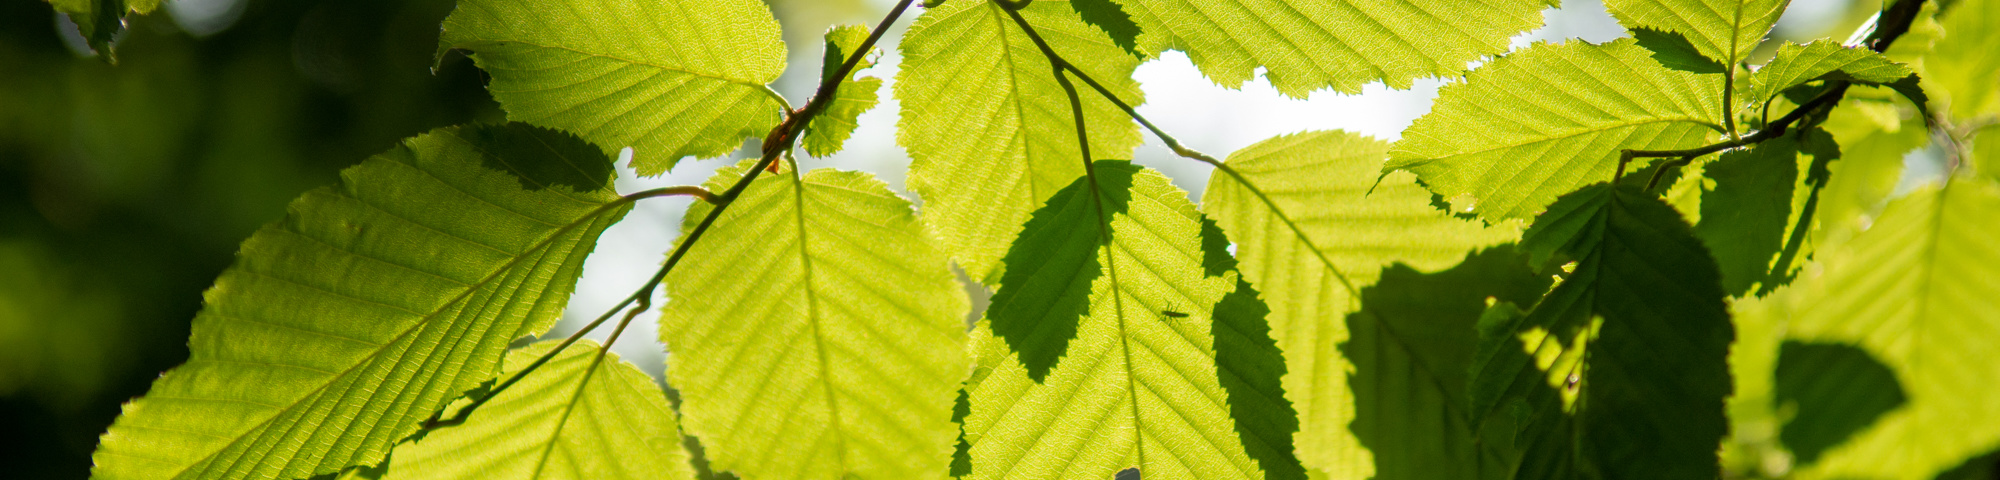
1474, 183, 1734, 479
1695, 135, 1800, 296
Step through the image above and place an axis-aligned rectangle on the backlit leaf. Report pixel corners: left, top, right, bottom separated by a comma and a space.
804, 24, 884, 158
1114, 0, 1549, 96
1200, 131, 1519, 477
364, 340, 695, 480
898, 0, 1144, 282
659, 162, 969, 480
1389, 39, 1723, 222
1472, 183, 1734, 479
1778, 175, 2000, 480
962, 163, 1264, 480
440, 0, 789, 175
92, 124, 631, 480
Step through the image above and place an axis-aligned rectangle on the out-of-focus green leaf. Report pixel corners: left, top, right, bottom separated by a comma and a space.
364, 340, 695, 480
439, 0, 789, 175
1113, 0, 1548, 96
1473, 183, 1734, 480
1389, 39, 1723, 222
660, 162, 968, 480
962, 164, 1264, 480
897, 0, 1143, 282
1201, 131, 1517, 477
1926, 0, 2000, 119
986, 162, 1134, 383
91, 124, 631, 480
1779, 176, 2000, 480
804, 24, 883, 158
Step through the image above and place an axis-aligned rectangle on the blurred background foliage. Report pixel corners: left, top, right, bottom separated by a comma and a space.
0, 0, 1938, 478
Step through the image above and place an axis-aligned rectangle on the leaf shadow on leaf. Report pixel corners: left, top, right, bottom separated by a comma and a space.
1068, 0, 1143, 58
458, 122, 615, 193
1774, 340, 1908, 467
1632, 28, 1727, 75
1344, 246, 1552, 480
986, 161, 1138, 383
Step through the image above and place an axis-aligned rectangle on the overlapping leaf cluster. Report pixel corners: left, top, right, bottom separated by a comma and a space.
85, 0, 2000, 479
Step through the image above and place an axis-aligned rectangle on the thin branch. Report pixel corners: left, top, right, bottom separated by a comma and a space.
424, 0, 921, 430
1614, 0, 1928, 183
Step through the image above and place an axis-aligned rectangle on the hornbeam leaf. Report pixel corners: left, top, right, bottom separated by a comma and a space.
1388, 39, 1723, 222
986, 162, 1135, 383
1925, 0, 2000, 119
659, 162, 968, 480
898, 0, 1144, 282
1471, 183, 1734, 480
962, 164, 1264, 479
1112, 0, 1549, 96
1748, 40, 1916, 107
440, 0, 788, 175
1199, 131, 1518, 477
91, 123, 632, 480
363, 340, 695, 480
1604, 0, 1787, 65
1694, 134, 1801, 296
1777, 175, 2000, 480
804, 24, 884, 158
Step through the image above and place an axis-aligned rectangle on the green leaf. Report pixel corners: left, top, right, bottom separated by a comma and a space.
898, 0, 1144, 283
804, 25, 884, 158
1388, 39, 1723, 222
363, 340, 695, 480
1694, 134, 1800, 296
1199, 131, 1518, 476
1112, 0, 1550, 96
1474, 183, 1734, 479
962, 164, 1264, 479
1632, 28, 1729, 74
1070, 0, 1144, 57
45, 0, 159, 60
1926, 0, 2000, 119
1816, 101, 1925, 248
1749, 40, 1916, 107
986, 162, 1135, 383
1776, 177, 2000, 480
91, 123, 632, 480
1202, 220, 1307, 480
439, 0, 789, 175
1603, 0, 1787, 65
1344, 247, 1553, 480
659, 162, 969, 480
